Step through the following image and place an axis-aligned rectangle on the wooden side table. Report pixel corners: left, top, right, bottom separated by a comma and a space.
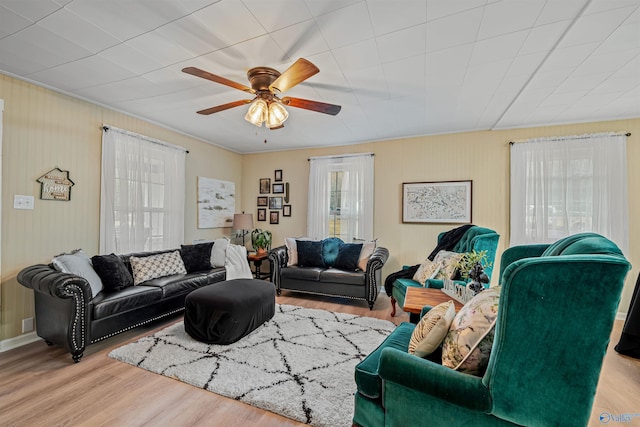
403, 287, 464, 316
247, 251, 269, 279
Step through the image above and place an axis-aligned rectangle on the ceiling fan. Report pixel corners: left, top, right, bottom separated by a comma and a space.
182, 58, 341, 130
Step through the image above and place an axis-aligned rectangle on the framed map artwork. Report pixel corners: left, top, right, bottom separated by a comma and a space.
402, 181, 472, 224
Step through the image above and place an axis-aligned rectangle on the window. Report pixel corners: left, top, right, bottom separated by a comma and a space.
510, 132, 628, 252
100, 126, 186, 254
308, 154, 374, 241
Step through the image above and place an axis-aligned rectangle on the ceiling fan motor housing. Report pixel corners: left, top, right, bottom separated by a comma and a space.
247, 67, 281, 92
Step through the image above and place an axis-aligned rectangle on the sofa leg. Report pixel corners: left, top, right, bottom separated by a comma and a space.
368, 301, 374, 310
45, 340, 53, 346
71, 350, 84, 363
390, 296, 397, 317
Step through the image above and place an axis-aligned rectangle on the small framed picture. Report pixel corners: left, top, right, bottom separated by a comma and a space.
283, 205, 291, 217
270, 211, 279, 224
257, 196, 268, 206
272, 183, 285, 194
269, 197, 283, 210
257, 208, 266, 221
275, 169, 283, 182
259, 178, 271, 194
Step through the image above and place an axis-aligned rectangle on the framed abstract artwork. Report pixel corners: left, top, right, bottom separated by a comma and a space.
402, 180, 472, 223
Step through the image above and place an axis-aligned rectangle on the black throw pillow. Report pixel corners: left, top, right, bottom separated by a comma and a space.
180, 242, 214, 273
296, 240, 325, 268
332, 243, 363, 271
91, 254, 134, 291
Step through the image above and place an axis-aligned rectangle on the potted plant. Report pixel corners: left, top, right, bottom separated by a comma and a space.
455, 250, 492, 281
251, 229, 272, 254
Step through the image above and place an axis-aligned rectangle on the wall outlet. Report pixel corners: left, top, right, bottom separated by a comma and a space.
22, 317, 34, 333
14, 195, 35, 210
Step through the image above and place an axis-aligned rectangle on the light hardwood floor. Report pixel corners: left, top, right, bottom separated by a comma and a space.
1, 291, 638, 427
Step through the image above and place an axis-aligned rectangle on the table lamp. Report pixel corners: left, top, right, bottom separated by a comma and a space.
232, 213, 254, 247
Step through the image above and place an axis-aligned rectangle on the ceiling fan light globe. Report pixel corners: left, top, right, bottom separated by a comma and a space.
244, 99, 268, 126
267, 102, 289, 128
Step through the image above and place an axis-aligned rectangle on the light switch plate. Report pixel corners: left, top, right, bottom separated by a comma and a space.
14, 195, 35, 210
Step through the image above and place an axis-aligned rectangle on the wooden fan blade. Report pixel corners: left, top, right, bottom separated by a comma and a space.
197, 100, 252, 115
281, 97, 341, 116
183, 67, 254, 94
269, 58, 319, 93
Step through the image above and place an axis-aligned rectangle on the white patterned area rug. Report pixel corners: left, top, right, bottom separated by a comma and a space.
108, 304, 395, 427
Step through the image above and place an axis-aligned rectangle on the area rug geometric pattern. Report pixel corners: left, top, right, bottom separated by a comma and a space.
108, 304, 396, 427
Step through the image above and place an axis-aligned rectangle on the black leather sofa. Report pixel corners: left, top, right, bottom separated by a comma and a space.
269, 244, 389, 310
17, 249, 225, 362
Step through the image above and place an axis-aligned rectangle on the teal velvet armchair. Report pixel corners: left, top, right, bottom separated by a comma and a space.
389, 225, 500, 317
355, 233, 631, 427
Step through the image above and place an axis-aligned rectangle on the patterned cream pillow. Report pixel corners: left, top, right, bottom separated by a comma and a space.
442, 286, 501, 375
408, 300, 456, 357
129, 250, 187, 285
412, 258, 441, 286
433, 250, 463, 280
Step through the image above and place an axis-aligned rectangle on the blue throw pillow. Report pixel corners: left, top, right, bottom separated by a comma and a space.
332, 243, 363, 271
322, 237, 344, 267
296, 240, 325, 268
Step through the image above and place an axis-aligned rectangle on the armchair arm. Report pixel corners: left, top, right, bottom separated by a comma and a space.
268, 245, 288, 290
498, 244, 548, 282
365, 247, 389, 307
378, 347, 492, 413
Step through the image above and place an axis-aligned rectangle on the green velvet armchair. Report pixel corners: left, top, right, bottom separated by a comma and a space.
355, 233, 631, 427
389, 225, 500, 317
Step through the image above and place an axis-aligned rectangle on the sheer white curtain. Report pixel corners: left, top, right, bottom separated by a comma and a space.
510, 132, 628, 252
100, 126, 186, 254
307, 153, 374, 241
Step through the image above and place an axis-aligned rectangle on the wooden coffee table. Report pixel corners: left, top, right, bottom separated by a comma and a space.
403, 287, 464, 314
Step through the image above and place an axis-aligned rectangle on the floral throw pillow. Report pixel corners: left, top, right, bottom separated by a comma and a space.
409, 300, 456, 357
442, 286, 501, 375
433, 250, 463, 280
412, 258, 441, 286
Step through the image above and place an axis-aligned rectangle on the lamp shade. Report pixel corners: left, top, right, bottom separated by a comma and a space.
244, 99, 267, 127
266, 102, 289, 128
232, 213, 254, 230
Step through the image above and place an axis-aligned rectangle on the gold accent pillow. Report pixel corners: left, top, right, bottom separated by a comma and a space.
433, 250, 464, 280
409, 300, 456, 357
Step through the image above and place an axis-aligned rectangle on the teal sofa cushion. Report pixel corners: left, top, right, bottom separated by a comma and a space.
354, 322, 414, 399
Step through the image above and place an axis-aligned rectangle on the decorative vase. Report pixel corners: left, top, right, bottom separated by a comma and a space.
256, 247, 267, 255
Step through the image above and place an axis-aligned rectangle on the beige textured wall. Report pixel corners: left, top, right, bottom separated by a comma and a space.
243, 118, 640, 314
0, 74, 242, 340
2, 70, 638, 342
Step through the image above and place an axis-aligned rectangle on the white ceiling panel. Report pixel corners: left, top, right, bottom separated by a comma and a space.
0, 0, 61, 22
241, 0, 312, 32
38, 8, 121, 53
0, 5, 33, 38
477, 0, 546, 40
0, 0, 637, 153
367, 1, 426, 36
425, 7, 483, 53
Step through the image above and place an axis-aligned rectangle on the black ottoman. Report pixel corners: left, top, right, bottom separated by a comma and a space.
184, 279, 276, 344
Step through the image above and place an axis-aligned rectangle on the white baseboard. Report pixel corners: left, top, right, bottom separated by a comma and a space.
0, 331, 40, 352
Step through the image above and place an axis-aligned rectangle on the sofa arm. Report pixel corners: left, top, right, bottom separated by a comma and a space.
17, 264, 93, 302
364, 247, 389, 308
268, 245, 288, 290
17, 264, 91, 362
378, 347, 492, 413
